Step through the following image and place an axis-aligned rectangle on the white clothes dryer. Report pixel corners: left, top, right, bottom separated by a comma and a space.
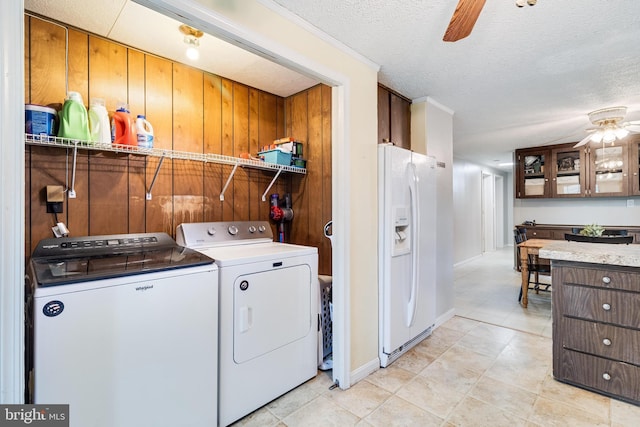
176, 221, 318, 427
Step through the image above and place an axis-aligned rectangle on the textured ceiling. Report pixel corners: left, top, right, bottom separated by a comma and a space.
25, 0, 640, 170
271, 0, 640, 169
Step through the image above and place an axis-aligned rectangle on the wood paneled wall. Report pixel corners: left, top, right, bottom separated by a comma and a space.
24, 16, 332, 275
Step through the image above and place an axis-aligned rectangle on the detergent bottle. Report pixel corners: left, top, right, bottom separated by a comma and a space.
111, 102, 136, 146
88, 98, 111, 144
135, 115, 154, 148
58, 91, 91, 142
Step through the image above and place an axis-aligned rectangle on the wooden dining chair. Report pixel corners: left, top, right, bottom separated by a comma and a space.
514, 228, 551, 302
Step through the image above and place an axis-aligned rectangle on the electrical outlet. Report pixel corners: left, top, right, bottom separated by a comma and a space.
627, 199, 635, 208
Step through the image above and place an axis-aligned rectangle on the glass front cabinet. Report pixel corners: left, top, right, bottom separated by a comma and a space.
551, 145, 586, 197
516, 138, 638, 199
588, 143, 628, 197
516, 147, 550, 198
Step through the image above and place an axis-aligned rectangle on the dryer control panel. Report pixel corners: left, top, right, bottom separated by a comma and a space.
177, 221, 274, 248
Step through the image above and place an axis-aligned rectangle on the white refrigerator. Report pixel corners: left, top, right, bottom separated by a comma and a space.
378, 144, 437, 367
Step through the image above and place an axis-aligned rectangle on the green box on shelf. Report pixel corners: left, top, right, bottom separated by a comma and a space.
258, 149, 292, 166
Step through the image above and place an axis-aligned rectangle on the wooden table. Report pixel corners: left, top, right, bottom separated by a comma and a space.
517, 239, 554, 307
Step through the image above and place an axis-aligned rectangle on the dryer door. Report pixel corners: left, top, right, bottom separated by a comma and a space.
233, 264, 312, 364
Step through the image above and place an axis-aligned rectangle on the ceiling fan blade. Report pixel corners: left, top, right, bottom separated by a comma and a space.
625, 124, 640, 133
573, 133, 593, 148
443, 0, 487, 42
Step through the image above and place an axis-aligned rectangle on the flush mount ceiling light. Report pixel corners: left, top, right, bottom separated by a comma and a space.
179, 24, 203, 60
574, 107, 640, 147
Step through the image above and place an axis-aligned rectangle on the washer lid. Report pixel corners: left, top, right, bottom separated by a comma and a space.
30, 233, 214, 286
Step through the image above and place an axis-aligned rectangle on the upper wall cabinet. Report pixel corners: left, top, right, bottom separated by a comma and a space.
516, 136, 640, 199
378, 85, 411, 149
515, 147, 551, 198
551, 144, 586, 197
588, 143, 629, 197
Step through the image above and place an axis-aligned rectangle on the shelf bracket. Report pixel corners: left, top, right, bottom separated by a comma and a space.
262, 167, 284, 202
146, 154, 166, 200
220, 163, 239, 201
68, 142, 78, 198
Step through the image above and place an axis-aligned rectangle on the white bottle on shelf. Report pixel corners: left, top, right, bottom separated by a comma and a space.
136, 115, 154, 148
88, 98, 111, 144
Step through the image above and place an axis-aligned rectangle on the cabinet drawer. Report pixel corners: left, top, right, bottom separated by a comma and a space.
561, 285, 640, 328
555, 349, 640, 404
527, 229, 552, 239
561, 317, 640, 364
559, 265, 640, 292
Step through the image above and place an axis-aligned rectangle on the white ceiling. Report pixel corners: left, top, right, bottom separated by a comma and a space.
23, 0, 319, 99
25, 0, 640, 170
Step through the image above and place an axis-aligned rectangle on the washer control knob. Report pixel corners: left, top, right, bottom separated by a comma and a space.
228, 225, 239, 235
258, 225, 267, 233
248, 225, 257, 233
207, 227, 216, 236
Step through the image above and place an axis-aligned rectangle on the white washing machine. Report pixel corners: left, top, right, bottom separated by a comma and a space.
27, 233, 218, 427
176, 221, 318, 427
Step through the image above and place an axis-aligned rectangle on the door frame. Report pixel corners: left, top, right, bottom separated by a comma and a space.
481, 172, 496, 253
136, 0, 352, 389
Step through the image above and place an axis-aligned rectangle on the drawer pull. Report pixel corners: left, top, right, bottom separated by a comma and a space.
602, 303, 611, 311
602, 276, 611, 284
602, 338, 612, 346
603, 373, 611, 381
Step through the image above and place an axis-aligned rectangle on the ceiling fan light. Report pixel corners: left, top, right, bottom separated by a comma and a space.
602, 129, 616, 144
590, 131, 604, 143
615, 127, 629, 140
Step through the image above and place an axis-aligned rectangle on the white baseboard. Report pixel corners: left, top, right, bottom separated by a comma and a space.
453, 254, 483, 268
435, 308, 456, 328
349, 357, 380, 387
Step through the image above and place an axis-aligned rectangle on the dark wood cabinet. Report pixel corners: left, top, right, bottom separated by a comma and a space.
551, 144, 586, 197
516, 137, 639, 198
553, 261, 640, 405
378, 84, 410, 149
588, 143, 629, 197
515, 147, 551, 198
516, 223, 640, 243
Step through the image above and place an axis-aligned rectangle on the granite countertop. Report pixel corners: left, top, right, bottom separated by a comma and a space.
539, 241, 640, 268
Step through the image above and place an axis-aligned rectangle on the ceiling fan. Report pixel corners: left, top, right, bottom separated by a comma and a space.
573, 106, 640, 148
443, 0, 538, 42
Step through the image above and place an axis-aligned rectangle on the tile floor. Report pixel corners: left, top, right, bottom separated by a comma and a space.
231, 246, 640, 426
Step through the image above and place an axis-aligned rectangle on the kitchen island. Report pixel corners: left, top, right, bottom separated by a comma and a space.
540, 241, 640, 406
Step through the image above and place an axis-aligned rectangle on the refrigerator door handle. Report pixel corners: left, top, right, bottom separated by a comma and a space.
406, 162, 419, 327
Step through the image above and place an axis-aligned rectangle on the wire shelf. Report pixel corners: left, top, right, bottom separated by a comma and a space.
24, 134, 306, 174
25, 133, 305, 201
